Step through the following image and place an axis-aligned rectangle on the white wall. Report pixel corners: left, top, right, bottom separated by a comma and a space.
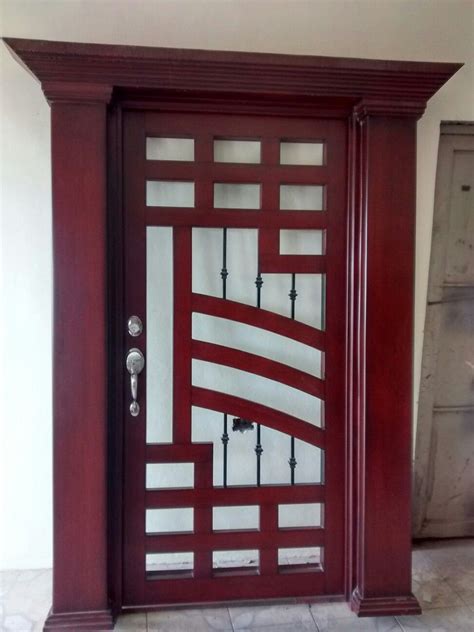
1, 0, 473, 571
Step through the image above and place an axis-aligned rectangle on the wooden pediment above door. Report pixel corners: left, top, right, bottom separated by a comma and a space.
4, 37, 461, 114
4, 37, 462, 630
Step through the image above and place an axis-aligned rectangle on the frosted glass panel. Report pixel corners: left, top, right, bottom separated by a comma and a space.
278, 547, 322, 567
146, 552, 193, 572
278, 503, 323, 528
280, 185, 324, 211
213, 506, 259, 531
146, 508, 194, 533
214, 183, 260, 209
146, 463, 194, 489
192, 360, 322, 426
214, 140, 261, 163
146, 137, 194, 161
260, 427, 323, 485
147, 227, 173, 443
280, 142, 324, 165
146, 180, 194, 207
192, 313, 323, 378
213, 550, 259, 569
280, 230, 324, 255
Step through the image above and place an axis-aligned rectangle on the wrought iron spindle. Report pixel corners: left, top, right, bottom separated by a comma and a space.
289, 273, 297, 484
220, 227, 228, 299
221, 413, 229, 487
254, 269, 264, 484
221, 228, 229, 486
255, 271, 263, 309
289, 437, 297, 485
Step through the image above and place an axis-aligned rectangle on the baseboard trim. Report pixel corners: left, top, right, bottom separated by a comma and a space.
351, 588, 421, 617
43, 608, 114, 631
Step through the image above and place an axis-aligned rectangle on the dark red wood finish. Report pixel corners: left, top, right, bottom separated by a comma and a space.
45, 91, 114, 630
121, 110, 347, 607
3, 37, 461, 630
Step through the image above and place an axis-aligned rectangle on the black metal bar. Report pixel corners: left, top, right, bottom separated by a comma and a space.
255, 271, 263, 308
289, 272, 297, 319
221, 227, 228, 299
255, 269, 264, 485
289, 273, 297, 483
222, 413, 229, 487
221, 228, 229, 486
255, 423, 263, 486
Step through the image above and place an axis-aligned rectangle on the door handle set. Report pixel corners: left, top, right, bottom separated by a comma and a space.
126, 347, 145, 417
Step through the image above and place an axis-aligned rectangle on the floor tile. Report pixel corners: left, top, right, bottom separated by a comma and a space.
412, 576, 464, 609
229, 603, 315, 629
397, 605, 474, 631
1, 569, 51, 632
309, 601, 401, 632
147, 606, 233, 631
115, 612, 147, 630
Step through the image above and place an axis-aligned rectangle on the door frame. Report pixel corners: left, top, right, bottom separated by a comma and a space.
4, 37, 461, 630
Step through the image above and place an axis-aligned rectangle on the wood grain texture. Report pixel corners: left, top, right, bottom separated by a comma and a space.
2, 37, 461, 626
46, 100, 112, 626
4, 37, 461, 106
350, 114, 421, 615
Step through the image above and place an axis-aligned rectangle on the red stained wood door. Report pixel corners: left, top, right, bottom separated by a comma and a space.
122, 110, 347, 607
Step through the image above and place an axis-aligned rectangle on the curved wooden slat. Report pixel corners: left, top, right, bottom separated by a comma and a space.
192, 386, 325, 448
192, 293, 325, 350
192, 340, 325, 399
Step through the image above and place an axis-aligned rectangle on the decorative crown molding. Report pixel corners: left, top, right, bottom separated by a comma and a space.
353, 98, 426, 120
3, 38, 462, 114
42, 81, 113, 105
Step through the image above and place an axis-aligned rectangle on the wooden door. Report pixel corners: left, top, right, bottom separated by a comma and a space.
414, 123, 474, 538
121, 110, 347, 607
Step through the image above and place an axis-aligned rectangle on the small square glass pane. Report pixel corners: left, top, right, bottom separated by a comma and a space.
212, 506, 259, 531
280, 185, 324, 211
278, 547, 322, 568
146, 508, 194, 533
213, 550, 259, 569
214, 183, 260, 209
278, 503, 323, 528
146, 138, 194, 161
280, 142, 324, 165
280, 230, 324, 255
146, 463, 194, 489
146, 181, 194, 207
214, 140, 261, 164
146, 552, 193, 573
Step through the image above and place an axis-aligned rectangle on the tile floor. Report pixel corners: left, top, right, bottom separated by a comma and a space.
1, 539, 473, 631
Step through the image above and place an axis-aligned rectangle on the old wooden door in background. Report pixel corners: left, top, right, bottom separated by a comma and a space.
414, 123, 474, 538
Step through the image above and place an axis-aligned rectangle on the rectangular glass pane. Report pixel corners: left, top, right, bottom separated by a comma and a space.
147, 227, 173, 443
279, 229, 324, 255
146, 552, 193, 573
214, 183, 260, 209
212, 506, 260, 531
213, 550, 259, 569
278, 547, 322, 567
146, 463, 194, 489
214, 140, 261, 164
146, 508, 194, 533
280, 142, 324, 165
280, 185, 324, 211
146, 137, 194, 161
146, 180, 194, 207
278, 503, 323, 528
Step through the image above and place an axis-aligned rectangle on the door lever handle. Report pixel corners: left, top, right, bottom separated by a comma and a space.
126, 348, 145, 417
